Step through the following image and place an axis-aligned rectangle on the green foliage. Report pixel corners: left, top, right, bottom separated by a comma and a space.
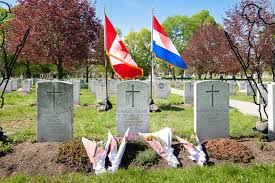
124, 28, 151, 76
133, 148, 159, 167
0, 138, 12, 157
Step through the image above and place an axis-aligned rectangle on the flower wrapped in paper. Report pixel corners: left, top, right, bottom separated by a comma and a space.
139, 127, 180, 167
82, 128, 130, 175
176, 135, 207, 166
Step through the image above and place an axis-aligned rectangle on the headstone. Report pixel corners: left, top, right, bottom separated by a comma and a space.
80, 79, 85, 88
95, 80, 106, 103
228, 82, 236, 96
109, 80, 120, 95
37, 81, 73, 142
0, 79, 12, 93
194, 80, 229, 141
88, 79, 96, 93
22, 79, 32, 94
154, 80, 171, 99
238, 81, 246, 91
184, 81, 194, 104
245, 83, 256, 96
116, 81, 150, 135
268, 83, 275, 141
257, 83, 268, 105
175, 80, 181, 88
11, 79, 19, 91
72, 80, 80, 105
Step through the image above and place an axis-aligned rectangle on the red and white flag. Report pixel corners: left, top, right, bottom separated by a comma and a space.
105, 15, 143, 80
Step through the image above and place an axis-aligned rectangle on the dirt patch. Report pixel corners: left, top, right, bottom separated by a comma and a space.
0, 142, 68, 177
204, 138, 254, 163
0, 138, 275, 177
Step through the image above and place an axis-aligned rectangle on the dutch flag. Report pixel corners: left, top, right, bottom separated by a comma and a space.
153, 16, 188, 69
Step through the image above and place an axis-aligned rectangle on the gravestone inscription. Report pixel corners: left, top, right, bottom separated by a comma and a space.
37, 81, 73, 142
116, 81, 150, 135
194, 81, 229, 141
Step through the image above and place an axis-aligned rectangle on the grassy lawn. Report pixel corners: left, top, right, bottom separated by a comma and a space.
1, 164, 275, 183
230, 91, 254, 103
0, 87, 270, 182
0, 87, 258, 142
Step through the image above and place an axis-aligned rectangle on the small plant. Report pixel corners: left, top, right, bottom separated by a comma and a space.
133, 148, 159, 167
256, 139, 273, 151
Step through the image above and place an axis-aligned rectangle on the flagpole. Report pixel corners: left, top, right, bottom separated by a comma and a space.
150, 8, 154, 103
101, 6, 112, 111
104, 7, 108, 99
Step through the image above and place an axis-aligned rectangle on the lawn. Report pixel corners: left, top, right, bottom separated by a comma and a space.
1, 165, 275, 183
0, 88, 258, 142
0, 87, 267, 182
230, 91, 254, 103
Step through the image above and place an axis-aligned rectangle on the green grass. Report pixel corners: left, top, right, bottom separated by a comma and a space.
0, 88, 258, 142
1, 164, 275, 183
230, 91, 254, 103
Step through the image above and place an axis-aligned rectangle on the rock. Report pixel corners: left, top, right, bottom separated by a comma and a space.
255, 121, 268, 134
150, 103, 161, 112
4, 132, 16, 137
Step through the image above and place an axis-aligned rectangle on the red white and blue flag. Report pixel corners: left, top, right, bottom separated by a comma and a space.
105, 15, 143, 80
153, 16, 188, 69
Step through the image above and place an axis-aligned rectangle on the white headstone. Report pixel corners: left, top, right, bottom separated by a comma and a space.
22, 79, 32, 94
194, 80, 229, 141
95, 80, 106, 103
257, 83, 268, 105
116, 81, 150, 135
11, 79, 19, 91
228, 82, 236, 96
184, 81, 194, 104
154, 80, 171, 99
245, 83, 256, 96
88, 79, 96, 93
72, 80, 80, 105
268, 83, 275, 141
37, 81, 73, 142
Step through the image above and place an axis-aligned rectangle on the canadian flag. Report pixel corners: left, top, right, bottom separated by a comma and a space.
105, 15, 143, 80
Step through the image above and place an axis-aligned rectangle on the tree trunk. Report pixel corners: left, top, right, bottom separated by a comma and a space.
57, 59, 64, 80
85, 66, 89, 83
172, 68, 176, 80
209, 72, 213, 79
198, 74, 202, 80
26, 61, 31, 78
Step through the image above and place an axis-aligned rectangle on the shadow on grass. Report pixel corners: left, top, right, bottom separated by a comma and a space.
159, 104, 185, 112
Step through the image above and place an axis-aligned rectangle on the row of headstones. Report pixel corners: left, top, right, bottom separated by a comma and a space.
88, 79, 172, 103
0, 78, 33, 94
36, 80, 275, 142
36, 80, 229, 142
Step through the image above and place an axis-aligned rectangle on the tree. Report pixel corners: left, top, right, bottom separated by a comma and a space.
224, 0, 274, 78
182, 24, 240, 79
162, 10, 217, 78
8, 0, 101, 79
124, 28, 151, 76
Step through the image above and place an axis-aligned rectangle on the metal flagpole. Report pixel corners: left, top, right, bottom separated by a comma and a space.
150, 8, 154, 103
149, 8, 160, 112
103, 6, 112, 111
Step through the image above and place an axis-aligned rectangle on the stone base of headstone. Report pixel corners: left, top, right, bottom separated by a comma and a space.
149, 99, 161, 112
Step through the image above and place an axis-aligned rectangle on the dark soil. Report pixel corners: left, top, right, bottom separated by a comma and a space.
204, 138, 254, 163
0, 138, 275, 177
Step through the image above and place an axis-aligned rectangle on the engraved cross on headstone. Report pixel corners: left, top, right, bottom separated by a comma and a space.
206, 85, 219, 107
99, 82, 105, 92
126, 85, 140, 107
46, 87, 61, 108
